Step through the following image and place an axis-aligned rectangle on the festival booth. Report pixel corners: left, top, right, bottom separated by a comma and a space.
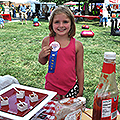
74, 0, 104, 22
104, 0, 120, 27
30, 1, 56, 19
0, 0, 12, 21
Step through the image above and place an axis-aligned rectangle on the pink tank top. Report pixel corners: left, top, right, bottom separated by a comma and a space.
45, 36, 76, 95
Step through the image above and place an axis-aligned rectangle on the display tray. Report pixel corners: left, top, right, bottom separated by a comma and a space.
0, 87, 48, 117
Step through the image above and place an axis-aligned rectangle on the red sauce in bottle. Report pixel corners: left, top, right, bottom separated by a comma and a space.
92, 52, 119, 120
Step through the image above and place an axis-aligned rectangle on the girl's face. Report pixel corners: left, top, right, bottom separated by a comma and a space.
52, 13, 71, 36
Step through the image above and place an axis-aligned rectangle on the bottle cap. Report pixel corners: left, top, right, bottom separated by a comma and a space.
104, 52, 116, 59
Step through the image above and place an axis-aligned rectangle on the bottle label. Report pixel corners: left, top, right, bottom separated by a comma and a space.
102, 62, 116, 74
101, 96, 119, 120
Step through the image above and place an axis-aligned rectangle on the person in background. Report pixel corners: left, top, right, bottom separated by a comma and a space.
20, 4, 27, 25
107, 5, 111, 18
50, 7, 53, 15
30, 6, 33, 19
39, 10, 42, 18
0, 15, 5, 29
26, 5, 31, 18
99, 6, 103, 27
50, 6, 55, 15
102, 6, 108, 27
9, 4, 13, 18
2, 3, 5, 14
12, 5, 14, 17
3, 3, 9, 14
38, 6, 84, 100
12, 5, 16, 18
0, 4, 4, 14
18, 5, 21, 18
44, 4, 49, 20
18, 4, 20, 13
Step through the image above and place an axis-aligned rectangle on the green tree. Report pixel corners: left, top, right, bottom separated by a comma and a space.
39, 0, 89, 6
39, 0, 65, 5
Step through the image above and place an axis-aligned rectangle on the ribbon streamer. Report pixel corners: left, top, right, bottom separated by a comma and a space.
48, 51, 58, 73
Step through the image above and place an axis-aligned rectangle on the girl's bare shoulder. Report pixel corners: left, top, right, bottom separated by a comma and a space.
42, 36, 49, 47
75, 40, 83, 52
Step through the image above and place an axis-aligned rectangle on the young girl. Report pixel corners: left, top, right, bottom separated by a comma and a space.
33, 16, 41, 26
38, 6, 84, 100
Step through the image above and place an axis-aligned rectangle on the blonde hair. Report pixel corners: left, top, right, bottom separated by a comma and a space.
49, 6, 76, 37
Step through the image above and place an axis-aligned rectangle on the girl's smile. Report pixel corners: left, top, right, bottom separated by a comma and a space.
53, 13, 71, 36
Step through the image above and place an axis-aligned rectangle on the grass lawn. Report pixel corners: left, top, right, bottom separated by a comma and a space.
0, 19, 120, 112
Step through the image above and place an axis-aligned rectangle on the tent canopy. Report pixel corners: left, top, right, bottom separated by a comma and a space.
10, 0, 31, 3
89, 0, 104, 3
0, 0, 25, 3
0, 0, 39, 3
64, 1, 77, 5
0, 0, 10, 2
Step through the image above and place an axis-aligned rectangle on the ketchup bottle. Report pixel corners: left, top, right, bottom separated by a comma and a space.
92, 52, 119, 120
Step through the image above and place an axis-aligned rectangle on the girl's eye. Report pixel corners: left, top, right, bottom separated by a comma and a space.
54, 21, 59, 23
63, 20, 69, 23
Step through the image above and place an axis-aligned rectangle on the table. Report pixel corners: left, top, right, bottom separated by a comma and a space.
74, 15, 100, 20
82, 109, 120, 120
1, 14, 11, 21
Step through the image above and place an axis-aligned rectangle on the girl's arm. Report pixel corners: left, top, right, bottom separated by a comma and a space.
38, 36, 51, 65
75, 40, 84, 97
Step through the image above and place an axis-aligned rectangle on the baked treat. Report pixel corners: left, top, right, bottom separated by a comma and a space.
29, 92, 38, 102
17, 101, 28, 112
1, 97, 9, 106
55, 97, 86, 120
16, 91, 25, 99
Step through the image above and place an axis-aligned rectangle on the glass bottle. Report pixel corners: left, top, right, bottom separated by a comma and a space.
92, 52, 119, 120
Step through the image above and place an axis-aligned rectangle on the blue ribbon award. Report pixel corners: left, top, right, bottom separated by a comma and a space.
48, 41, 60, 73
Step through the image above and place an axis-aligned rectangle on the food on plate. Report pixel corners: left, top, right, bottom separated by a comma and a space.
0, 96, 9, 106
29, 92, 38, 102
55, 97, 86, 120
14, 87, 25, 99
16, 91, 25, 99
17, 100, 28, 112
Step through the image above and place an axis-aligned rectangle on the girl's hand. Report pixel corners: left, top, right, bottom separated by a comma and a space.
40, 45, 52, 58
38, 45, 52, 65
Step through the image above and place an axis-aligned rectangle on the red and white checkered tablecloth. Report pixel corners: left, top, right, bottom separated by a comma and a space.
42, 100, 56, 120
31, 97, 85, 120
30, 100, 57, 120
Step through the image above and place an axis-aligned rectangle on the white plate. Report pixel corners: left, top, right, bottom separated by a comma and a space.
0, 84, 57, 120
